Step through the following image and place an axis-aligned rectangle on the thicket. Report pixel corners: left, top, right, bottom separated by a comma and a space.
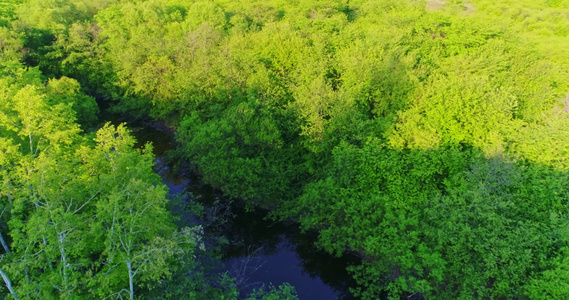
1, 0, 569, 298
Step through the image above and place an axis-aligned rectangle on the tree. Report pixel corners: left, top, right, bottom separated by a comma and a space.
80, 124, 204, 299
0, 121, 206, 298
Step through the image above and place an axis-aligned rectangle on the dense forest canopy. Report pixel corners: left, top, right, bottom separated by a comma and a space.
1, 0, 569, 298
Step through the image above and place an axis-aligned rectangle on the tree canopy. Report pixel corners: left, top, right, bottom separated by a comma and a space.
2, 0, 569, 298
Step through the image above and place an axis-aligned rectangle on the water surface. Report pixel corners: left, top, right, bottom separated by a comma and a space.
116, 117, 358, 299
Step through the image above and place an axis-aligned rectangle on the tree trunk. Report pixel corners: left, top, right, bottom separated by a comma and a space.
0, 267, 17, 300
0, 231, 10, 254
58, 234, 68, 292
28, 133, 34, 170
127, 261, 134, 300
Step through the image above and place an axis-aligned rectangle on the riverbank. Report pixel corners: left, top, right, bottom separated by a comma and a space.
109, 112, 360, 299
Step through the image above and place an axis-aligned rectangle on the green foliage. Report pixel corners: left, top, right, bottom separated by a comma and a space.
0, 120, 207, 298
176, 100, 305, 205
46, 76, 99, 128
0, 26, 23, 66
3, 0, 569, 298
525, 247, 569, 299
245, 283, 298, 300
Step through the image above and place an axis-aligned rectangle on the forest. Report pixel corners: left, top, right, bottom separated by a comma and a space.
1, 0, 569, 299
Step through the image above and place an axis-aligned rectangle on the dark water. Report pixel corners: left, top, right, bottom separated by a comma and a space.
109, 117, 359, 299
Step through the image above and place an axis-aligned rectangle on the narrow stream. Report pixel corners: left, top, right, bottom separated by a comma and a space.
106, 117, 359, 299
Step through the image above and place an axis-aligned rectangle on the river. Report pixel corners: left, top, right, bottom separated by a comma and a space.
106, 117, 359, 299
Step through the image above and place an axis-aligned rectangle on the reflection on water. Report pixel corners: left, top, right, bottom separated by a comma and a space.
115, 117, 359, 300
216, 207, 359, 300
153, 156, 189, 194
